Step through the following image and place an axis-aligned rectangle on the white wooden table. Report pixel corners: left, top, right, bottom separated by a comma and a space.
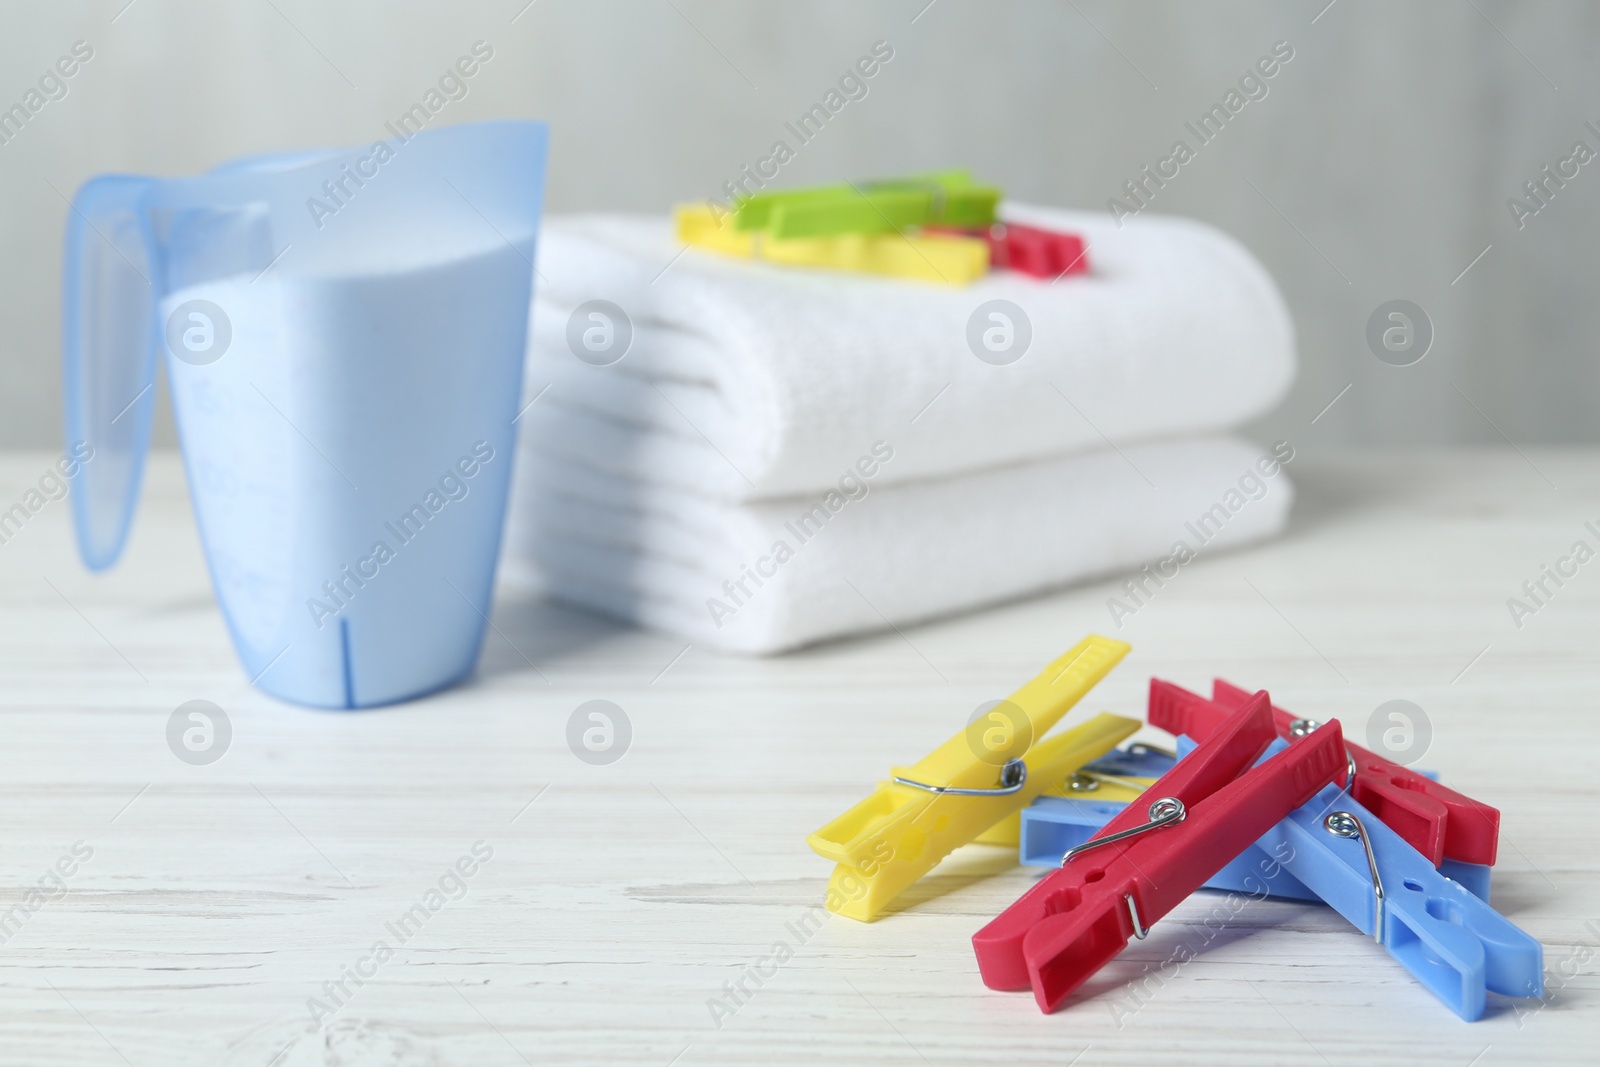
0, 448, 1594, 1066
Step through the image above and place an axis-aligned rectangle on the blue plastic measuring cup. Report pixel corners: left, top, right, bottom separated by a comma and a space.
62, 120, 547, 708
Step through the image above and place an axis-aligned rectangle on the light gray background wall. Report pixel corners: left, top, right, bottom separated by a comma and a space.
2, 0, 1595, 447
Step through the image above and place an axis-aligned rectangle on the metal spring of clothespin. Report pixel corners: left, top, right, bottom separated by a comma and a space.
1059, 796, 1187, 865
894, 757, 1027, 796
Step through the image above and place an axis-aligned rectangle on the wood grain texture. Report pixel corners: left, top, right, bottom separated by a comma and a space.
0, 449, 1595, 1066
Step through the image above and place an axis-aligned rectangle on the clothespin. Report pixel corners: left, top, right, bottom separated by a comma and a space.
675, 203, 989, 285
1149, 678, 1501, 866
928, 221, 1091, 279
732, 170, 1000, 239
675, 203, 758, 258
971, 690, 1348, 1012
760, 229, 987, 284
806, 635, 1137, 922
1240, 737, 1543, 1019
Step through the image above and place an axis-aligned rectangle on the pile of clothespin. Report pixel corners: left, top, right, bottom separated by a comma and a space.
808, 635, 1544, 1019
675, 170, 1090, 285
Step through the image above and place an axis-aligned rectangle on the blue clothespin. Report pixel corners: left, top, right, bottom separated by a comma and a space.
1206, 736, 1542, 1020
1261, 772, 1542, 1017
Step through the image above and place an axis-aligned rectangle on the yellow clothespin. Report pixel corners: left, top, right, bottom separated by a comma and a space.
806, 635, 1138, 922
673, 203, 989, 285
761, 230, 987, 285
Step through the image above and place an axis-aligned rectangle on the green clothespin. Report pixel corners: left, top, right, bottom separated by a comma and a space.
733, 170, 1000, 239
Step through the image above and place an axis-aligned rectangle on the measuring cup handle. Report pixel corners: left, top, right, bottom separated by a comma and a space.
61, 175, 159, 570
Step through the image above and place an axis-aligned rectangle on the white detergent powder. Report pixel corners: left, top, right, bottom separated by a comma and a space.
164, 230, 531, 656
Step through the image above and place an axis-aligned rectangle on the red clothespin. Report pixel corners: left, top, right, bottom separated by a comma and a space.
971, 691, 1347, 1012
927, 221, 1090, 279
1149, 679, 1500, 866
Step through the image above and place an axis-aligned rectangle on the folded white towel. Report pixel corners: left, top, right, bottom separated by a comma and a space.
499, 435, 1295, 653
524, 204, 1294, 500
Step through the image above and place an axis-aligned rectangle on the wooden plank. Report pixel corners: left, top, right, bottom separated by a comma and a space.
0, 450, 1592, 1065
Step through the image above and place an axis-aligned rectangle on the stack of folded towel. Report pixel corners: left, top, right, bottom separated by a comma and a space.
500, 203, 1296, 653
